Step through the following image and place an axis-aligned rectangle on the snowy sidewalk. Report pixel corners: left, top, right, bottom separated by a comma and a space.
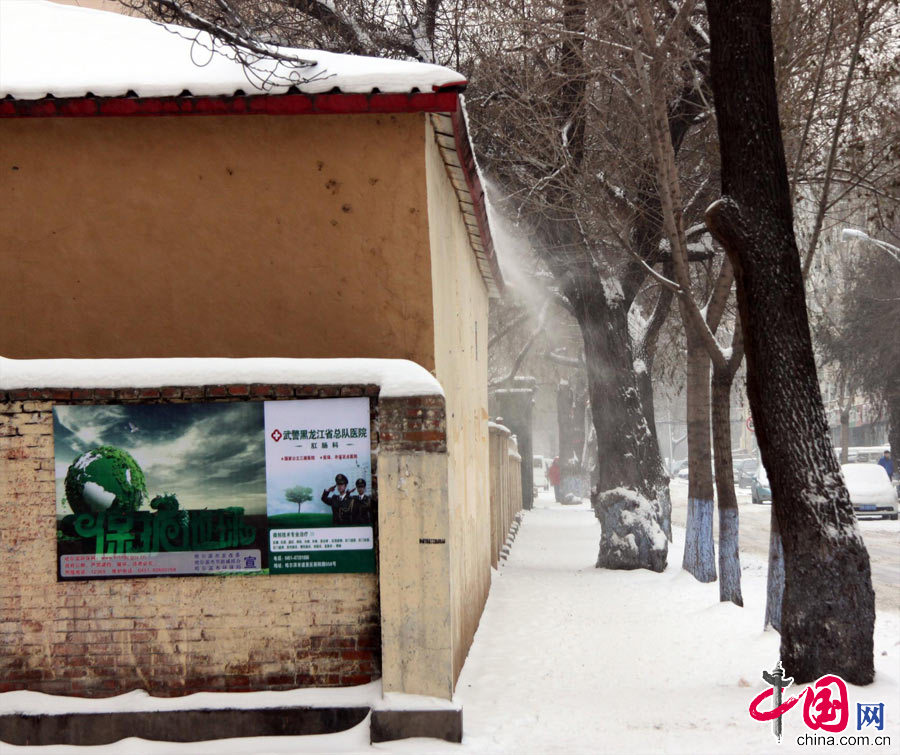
416, 493, 900, 754
5, 492, 899, 754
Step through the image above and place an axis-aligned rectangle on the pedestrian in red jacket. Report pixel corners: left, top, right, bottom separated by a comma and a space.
548, 457, 561, 503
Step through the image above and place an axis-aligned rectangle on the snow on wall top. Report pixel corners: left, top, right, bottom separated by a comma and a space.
0, 0, 466, 101
0, 682, 381, 716
0, 357, 444, 398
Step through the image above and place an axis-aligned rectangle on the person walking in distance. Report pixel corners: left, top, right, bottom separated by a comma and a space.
548, 457, 562, 503
877, 450, 893, 480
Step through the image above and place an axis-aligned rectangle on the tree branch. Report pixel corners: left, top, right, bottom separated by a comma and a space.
545, 349, 584, 368
490, 300, 550, 386
129, 0, 318, 65
800, 7, 868, 279
639, 282, 675, 362
705, 255, 735, 334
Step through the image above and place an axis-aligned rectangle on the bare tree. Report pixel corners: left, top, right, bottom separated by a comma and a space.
775, 0, 898, 279
119, 0, 456, 64
762, 0, 898, 631
624, 0, 751, 600
464, 0, 719, 571
822, 237, 900, 463
705, 0, 875, 684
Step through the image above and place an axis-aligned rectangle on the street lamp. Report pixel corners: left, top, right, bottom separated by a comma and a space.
841, 228, 900, 265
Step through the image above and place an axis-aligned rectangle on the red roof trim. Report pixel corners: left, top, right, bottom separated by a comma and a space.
0, 90, 461, 119
450, 105, 504, 296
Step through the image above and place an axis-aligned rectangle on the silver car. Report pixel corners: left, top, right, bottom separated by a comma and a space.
841, 463, 899, 520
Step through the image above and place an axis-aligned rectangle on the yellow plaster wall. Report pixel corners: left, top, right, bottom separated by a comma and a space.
377, 449, 453, 698
0, 113, 435, 368
424, 118, 491, 684
0, 108, 492, 699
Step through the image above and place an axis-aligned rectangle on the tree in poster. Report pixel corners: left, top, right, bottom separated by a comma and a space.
285, 485, 314, 512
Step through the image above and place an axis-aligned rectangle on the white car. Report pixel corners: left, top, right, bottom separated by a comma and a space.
841, 463, 899, 520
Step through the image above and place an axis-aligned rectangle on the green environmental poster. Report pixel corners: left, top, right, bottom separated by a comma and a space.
53, 398, 373, 580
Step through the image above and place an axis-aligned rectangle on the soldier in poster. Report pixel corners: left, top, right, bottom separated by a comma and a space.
350, 478, 373, 525
321, 473, 354, 524
265, 397, 375, 573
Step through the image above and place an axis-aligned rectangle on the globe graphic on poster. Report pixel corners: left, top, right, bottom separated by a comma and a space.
64, 445, 148, 516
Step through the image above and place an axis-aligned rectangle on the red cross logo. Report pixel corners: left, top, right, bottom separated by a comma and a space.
271, 429, 282, 442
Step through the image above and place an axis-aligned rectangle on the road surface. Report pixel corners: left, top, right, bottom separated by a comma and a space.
669, 479, 900, 613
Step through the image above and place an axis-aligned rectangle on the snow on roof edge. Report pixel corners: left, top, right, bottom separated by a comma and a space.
0, 357, 443, 399
0, 1, 466, 101
456, 98, 504, 297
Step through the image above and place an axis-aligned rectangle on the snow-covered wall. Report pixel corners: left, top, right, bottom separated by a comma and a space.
0, 375, 458, 699
0, 383, 384, 697
0, 357, 443, 398
488, 424, 523, 568
425, 116, 492, 684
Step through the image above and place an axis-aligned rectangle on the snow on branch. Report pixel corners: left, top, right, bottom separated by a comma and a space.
656, 0, 699, 60
666, 0, 709, 48
126, 0, 318, 66
630, 0, 730, 370
595, 172, 639, 217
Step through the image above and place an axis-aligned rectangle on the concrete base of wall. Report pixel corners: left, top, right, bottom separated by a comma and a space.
0, 707, 370, 746
370, 708, 463, 743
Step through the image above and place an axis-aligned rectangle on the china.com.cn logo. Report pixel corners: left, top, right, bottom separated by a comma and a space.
749, 661, 886, 744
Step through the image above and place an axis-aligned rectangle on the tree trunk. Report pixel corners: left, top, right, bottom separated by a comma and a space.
840, 405, 850, 463
636, 363, 672, 541
635, 286, 675, 542
573, 383, 587, 465
764, 504, 784, 632
556, 380, 580, 500
890, 393, 900, 467
712, 367, 743, 605
706, 0, 875, 684
579, 289, 668, 572
557, 381, 575, 460
682, 320, 717, 582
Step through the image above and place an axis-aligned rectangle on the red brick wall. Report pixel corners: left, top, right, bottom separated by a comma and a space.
377, 396, 447, 453
0, 384, 384, 697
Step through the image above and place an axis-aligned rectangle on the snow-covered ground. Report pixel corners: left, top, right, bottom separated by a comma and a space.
4, 489, 898, 754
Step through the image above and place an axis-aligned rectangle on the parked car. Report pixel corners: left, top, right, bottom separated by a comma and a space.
670, 459, 688, 478
751, 463, 771, 505
841, 463, 899, 520
736, 458, 759, 489
834, 445, 890, 464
